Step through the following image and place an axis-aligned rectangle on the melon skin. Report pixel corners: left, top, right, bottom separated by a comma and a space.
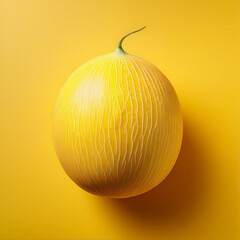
53, 52, 183, 198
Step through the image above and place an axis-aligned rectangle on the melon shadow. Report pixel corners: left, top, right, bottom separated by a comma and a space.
107, 118, 207, 223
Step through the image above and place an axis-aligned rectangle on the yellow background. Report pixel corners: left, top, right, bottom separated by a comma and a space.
0, 0, 239, 239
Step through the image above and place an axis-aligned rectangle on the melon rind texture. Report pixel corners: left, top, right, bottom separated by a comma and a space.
53, 52, 183, 198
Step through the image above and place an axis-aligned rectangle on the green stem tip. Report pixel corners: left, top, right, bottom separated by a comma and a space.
118, 26, 146, 52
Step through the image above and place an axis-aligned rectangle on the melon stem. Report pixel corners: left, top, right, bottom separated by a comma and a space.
118, 26, 146, 53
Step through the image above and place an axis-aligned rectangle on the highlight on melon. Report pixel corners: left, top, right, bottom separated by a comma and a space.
53, 27, 183, 198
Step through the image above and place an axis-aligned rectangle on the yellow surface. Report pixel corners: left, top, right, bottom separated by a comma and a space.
0, 0, 239, 239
